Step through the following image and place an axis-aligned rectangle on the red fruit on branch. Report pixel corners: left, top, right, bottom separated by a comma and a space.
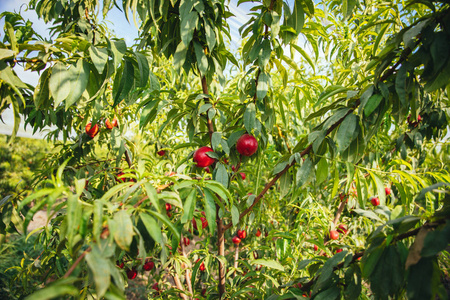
85, 122, 99, 138
202, 288, 207, 296
232, 236, 241, 245
183, 237, 190, 247
335, 248, 343, 254
204, 166, 211, 173
256, 229, 261, 237
116, 261, 124, 269
201, 217, 208, 229
236, 134, 258, 156
152, 282, 159, 291
337, 224, 348, 234
385, 187, 391, 195
240, 172, 246, 180
157, 150, 166, 156
371, 197, 380, 206
143, 261, 155, 271
105, 118, 118, 129
165, 203, 172, 211
329, 230, 339, 240
237, 229, 247, 239
196, 259, 205, 271
313, 244, 318, 251
193, 146, 216, 167
127, 268, 137, 280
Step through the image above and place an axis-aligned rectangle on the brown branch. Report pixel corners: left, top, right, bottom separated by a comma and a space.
201, 76, 215, 142
217, 205, 226, 296
125, 150, 133, 169
233, 245, 239, 277
63, 247, 91, 278
172, 273, 188, 300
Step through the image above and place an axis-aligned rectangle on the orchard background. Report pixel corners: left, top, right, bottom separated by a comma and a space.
1, 0, 450, 299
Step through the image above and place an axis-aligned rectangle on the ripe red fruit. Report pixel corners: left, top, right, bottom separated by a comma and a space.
385, 187, 391, 195
335, 248, 343, 254
417, 114, 422, 122
192, 217, 198, 230
337, 224, 348, 234
231, 165, 236, 171
193, 146, 216, 167
127, 268, 137, 280
105, 118, 118, 129
152, 282, 159, 291
237, 229, 247, 239
116, 261, 124, 269
371, 197, 380, 206
240, 172, 246, 180
313, 244, 318, 251
85, 122, 99, 138
204, 166, 211, 173
256, 229, 261, 237
202, 288, 206, 296
232, 236, 241, 245
116, 172, 126, 183
165, 203, 172, 211
196, 259, 205, 271
201, 217, 208, 229
157, 150, 166, 156
236, 134, 258, 156
329, 230, 339, 240
183, 237, 190, 247
143, 261, 155, 271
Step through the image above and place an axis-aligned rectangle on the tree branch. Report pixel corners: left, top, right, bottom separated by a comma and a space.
63, 247, 91, 278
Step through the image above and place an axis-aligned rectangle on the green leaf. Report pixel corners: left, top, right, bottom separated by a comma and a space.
353, 208, 382, 221
89, 46, 109, 74
194, 41, 208, 75
0, 49, 15, 60
336, 113, 359, 152
244, 103, 256, 133
288, 0, 305, 34
316, 86, 349, 107
113, 210, 134, 251
291, 44, 315, 71
257, 72, 269, 99
33, 68, 50, 109
421, 220, 450, 257
24, 278, 79, 300
49, 62, 71, 108
214, 163, 228, 188
140, 213, 163, 245
143, 182, 160, 213
250, 259, 284, 271
65, 60, 90, 109
113, 58, 134, 107
364, 94, 383, 117
85, 247, 111, 298
296, 157, 313, 187
231, 205, 239, 227
204, 181, 232, 207
211, 132, 222, 151
181, 189, 196, 224
316, 157, 328, 184
134, 52, 150, 88
173, 42, 188, 71
147, 210, 180, 242
203, 189, 217, 234
368, 171, 386, 205
314, 286, 340, 300
316, 250, 347, 287
407, 257, 439, 300
109, 39, 127, 70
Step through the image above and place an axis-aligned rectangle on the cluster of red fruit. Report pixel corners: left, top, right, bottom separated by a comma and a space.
232, 229, 247, 245
370, 187, 391, 207
117, 259, 155, 280
192, 212, 208, 230
85, 117, 118, 138
196, 258, 206, 272
192, 133, 258, 168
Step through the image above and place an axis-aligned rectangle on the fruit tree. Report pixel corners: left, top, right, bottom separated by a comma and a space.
1, 0, 450, 299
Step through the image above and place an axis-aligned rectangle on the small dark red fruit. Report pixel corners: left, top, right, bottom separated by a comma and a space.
256, 229, 261, 237
183, 237, 190, 247
385, 187, 391, 195
371, 197, 380, 206
335, 248, 343, 254
127, 268, 137, 280
116, 261, 124, 269
237, 229, 247, 239
236, 134, 258, 156
201, 217, 208, 229
313, 244, 318, 251
232, 236, 241, 245
157, 150, 166, 156
196, 259, 205, 271
202, 288, 206, 296
152, 282, 159, 291
165, 203, 172, 211
204, 166, 211, 173
143, 261, 155, 271
85, 122, 99, 138
240, 172, 246, 180
193, 146, 216, 167
337, 224, 348, 234
329, 230, 339, 240
105, 118, 118, 129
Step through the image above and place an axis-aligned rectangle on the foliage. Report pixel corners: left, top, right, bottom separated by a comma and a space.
0, 0, 450, 299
